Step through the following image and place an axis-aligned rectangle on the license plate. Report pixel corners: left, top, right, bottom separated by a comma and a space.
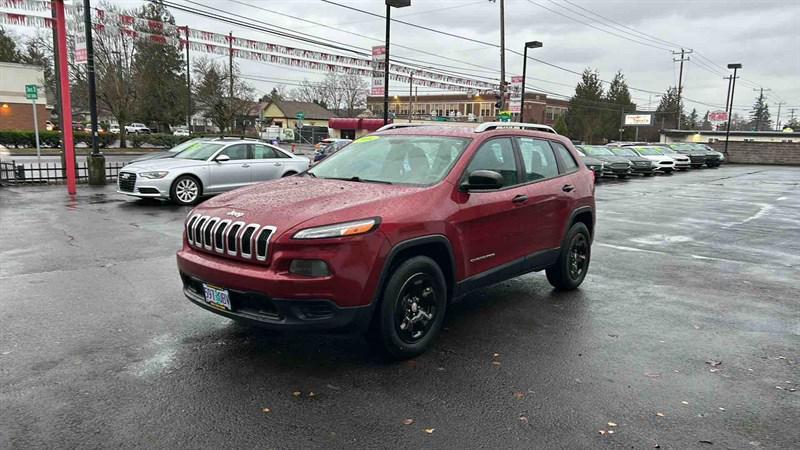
203, 283, 231, 311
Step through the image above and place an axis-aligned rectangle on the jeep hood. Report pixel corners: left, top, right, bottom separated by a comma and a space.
193, 176, 427, 237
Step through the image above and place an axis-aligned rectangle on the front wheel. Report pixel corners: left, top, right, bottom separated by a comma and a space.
370, 256, 447, 360
546, 222, 591, 291
170, 175, 202, 206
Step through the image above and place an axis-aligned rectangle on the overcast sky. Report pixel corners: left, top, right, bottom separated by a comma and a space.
9, 0, 800, 120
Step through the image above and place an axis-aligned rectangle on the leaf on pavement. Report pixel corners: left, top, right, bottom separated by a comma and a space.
681, 401, 689, 405
292, 391, 301, 397
705, 360, 722, 367
402, 418, 414, 425
261, 408, 271, 413
656, 412, 665, 417
513, 392, 525, 399
598, 430, 607, 435
607, 422, 617, 427
424, 428, 435, 434
492, 361, 501, 366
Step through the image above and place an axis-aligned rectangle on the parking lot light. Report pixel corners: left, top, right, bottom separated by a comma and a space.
520, 40, 543, 123
724, 63, 742, 155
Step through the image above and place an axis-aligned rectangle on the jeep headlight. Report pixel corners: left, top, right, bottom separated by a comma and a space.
139, 171, 169, 179
293, 218, 379, 239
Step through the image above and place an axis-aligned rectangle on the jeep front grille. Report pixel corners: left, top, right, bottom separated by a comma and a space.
185, 214, 276, 263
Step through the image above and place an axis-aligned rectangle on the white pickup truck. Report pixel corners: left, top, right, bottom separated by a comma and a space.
125, 123, 151, 134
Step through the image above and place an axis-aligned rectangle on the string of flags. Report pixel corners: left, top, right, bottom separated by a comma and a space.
0, 3, 499, 92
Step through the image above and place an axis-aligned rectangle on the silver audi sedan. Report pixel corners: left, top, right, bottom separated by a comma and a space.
117, 138, 310, 205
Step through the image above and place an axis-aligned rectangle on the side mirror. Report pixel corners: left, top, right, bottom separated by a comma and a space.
461, 169, 504, 191
215, 154, 230, 162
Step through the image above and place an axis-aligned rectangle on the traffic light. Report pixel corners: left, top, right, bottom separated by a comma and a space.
494, 92, 502, 109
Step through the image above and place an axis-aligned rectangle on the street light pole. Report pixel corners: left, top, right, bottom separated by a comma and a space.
84, 0, 106, 185
520, 40, 542, 123
724, 63, 742, 156
383, 1, 411, 125
499, 0, 506, 111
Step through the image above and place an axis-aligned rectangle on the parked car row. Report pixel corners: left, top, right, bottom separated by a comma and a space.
575, 142, 723, 179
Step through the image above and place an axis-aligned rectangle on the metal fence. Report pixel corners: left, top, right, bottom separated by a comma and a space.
0, 160, 126, 185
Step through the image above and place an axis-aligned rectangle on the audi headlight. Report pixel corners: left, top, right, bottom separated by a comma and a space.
293, 218, 379, 239
139, 171, 169, 179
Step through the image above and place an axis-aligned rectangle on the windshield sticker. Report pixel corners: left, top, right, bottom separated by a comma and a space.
353, 136, 380, 144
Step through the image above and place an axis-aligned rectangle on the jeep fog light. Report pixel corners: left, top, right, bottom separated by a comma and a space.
290, 259, 330, 277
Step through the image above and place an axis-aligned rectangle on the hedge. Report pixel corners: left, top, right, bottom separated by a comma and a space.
0, 130, 115, 148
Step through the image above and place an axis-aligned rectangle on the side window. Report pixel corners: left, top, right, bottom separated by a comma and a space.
517, 138, 559, 181
552, 142, 579, 173
464, 138, 518, 187
253, 144, 277, 159
220, 144, 250, 160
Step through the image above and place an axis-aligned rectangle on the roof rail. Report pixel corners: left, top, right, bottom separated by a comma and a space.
375, 123, 425, 132
474, 122, 558, 134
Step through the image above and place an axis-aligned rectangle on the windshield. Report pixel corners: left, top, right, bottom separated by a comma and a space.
610, 148, 638, 157
634, 147, 664, 156
174, 142, 225, 160
658, 147, 677, 154
309, 135, 471, 185
669, 143, 695, 151
582, 146, 615, 156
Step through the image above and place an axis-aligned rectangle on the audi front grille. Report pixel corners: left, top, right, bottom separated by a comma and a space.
185, 214, 276, 262
118, 172, 136, 192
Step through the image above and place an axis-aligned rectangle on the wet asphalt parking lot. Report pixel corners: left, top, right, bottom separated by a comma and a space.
1, 164, 798, 449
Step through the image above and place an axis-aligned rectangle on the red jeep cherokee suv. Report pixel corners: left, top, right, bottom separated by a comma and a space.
177, 123, 595, 359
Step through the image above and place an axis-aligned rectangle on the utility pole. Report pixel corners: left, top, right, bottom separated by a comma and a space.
228, 31, 234, 132
724, 75, 733, 115
184, 26, 191, 130
673, 48, 692, 130
789, 108, 796, 126
752, 87, 771, 131
408, 72, 413, 123
383, 5, 391, 125
774, 101, 785, 131
499, 0, 506, 112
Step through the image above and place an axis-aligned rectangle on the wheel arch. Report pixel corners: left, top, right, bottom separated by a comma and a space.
376, 235, 457, 303
566, 206, 594, 242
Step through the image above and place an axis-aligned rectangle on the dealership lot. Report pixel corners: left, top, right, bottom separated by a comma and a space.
1, 165, 798, 448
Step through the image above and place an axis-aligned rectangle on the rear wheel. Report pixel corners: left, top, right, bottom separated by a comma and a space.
370, 256, 447, 360
170, 175, 202, 206
546, 222, 591, 291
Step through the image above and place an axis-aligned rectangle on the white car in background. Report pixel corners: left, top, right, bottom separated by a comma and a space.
627, 146, 676, 174
125, 123, 151, 134
173, 127, 191, 137
653, 146, 691, 170
117, 138, 310, 205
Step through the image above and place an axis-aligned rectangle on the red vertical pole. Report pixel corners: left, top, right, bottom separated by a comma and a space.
54, 0, 76, 194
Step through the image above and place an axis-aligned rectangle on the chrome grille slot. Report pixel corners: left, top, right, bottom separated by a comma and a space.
213, 220, 230, 253
194, 216, 208, 247
186, 214, 199, 245
203, 218, 218, 250
255, 227, 276, 261
239, 224, 259, 259
226, 222, 244, 256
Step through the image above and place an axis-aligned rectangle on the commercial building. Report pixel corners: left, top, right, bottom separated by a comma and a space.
0, 62, 49, 131
365, 92, 569, 125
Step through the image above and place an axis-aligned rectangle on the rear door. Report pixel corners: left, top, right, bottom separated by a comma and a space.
207, 143, 252, 191
250, 144, 287, 181
515, 137, 574, 253
451, 137, 530, 277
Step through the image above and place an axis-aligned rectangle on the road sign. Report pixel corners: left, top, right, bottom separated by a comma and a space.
296, 112, 305, 120
25, 84, 38, 100
508, 76, 523, 114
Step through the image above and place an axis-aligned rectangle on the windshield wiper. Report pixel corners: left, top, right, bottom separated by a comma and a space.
327, 176, 392, 185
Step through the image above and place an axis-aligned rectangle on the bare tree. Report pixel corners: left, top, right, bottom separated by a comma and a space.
192, 56, 254, 132
340, 72, 368, 117
288, 72, 367, 115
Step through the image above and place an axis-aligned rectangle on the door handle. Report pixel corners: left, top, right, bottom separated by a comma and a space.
562, 184, 575, 192
512, 194, 528, 204
273, 162, 283, 166
241, 164, 250, 168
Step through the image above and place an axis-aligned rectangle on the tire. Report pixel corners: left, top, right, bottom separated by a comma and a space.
643, 172, 655, 177
370, 256, 448, 360
170, 175, 202, 206
546, 222, 591, 291
617, 174, 628, 179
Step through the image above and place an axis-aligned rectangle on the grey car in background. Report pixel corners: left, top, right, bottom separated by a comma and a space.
117, 138, 310, 205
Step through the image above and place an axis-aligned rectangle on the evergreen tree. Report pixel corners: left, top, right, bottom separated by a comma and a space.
683, 108, 699, 129
0, 27, 22, 63
700, 110, 712, 130
131, 2, 187, 131
553, 114, 569, 136
602, 71, 636, 141
655, 87, 681, 129
565, 69, 604, 144
749, 91, 772, 131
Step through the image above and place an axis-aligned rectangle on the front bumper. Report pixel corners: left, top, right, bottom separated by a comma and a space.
180, 272, 374, 331
117, 172, 172, 199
